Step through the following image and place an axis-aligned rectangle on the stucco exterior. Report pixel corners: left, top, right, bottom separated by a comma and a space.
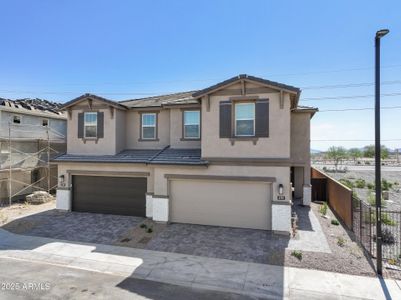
201, 86, 291, 159
66, 100, 120, 155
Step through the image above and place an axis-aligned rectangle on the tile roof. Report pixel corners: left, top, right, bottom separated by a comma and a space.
53, 148, 207, 165
119, 91, 199, 108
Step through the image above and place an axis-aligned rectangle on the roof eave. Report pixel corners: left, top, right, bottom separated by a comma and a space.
60, 94, 128, 111
192, 74, 301, 98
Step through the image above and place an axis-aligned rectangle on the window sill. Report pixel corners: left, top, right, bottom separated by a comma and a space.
138, 138, 160, 142
82, 137, 99, 144
229, 137, 259, 145
180, 138, 201, 141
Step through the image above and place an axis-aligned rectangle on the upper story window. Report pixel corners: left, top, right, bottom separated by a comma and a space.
235, 102, 255, 136
84, 112, 97, 138
12, 115, 21, 124
42, 119, 49, 127
141, 113, 156, 139
183, 110, 200, 139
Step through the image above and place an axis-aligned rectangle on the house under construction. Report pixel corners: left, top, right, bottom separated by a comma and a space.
0, 98, 66, 205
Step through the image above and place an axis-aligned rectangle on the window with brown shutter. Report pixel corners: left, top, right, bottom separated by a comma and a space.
255, 99, 269, 137
219, 101, 232, 138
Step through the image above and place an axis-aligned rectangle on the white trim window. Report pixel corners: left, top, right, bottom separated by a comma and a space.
183, 110, 200, 139
142, 113, 156, 139
84, 112, 97, 138
235, 102, 255, 136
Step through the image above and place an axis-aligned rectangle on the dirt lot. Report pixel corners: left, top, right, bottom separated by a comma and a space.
0, 200, 56, 227
315, 166, 401, 210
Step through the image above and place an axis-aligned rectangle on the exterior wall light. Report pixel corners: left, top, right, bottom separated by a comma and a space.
59, 174, 65, 187
278, 184, 284, 195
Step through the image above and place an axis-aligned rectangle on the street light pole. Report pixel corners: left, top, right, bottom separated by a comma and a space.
375, 28, 389, 276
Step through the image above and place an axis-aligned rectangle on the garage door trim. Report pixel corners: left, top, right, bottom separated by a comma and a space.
67, 170, 150, 178
164, 173, 276, 182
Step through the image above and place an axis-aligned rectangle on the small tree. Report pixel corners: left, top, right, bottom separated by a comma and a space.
363, 144, 389, 159
363, 145, 375, 158
348, 148, 362, 163
326, 146, 347, 171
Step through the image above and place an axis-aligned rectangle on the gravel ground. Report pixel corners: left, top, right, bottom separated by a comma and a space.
284, 202, 377, 277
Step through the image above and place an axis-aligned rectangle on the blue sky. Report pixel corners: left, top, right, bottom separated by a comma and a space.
0, 1, 400, 151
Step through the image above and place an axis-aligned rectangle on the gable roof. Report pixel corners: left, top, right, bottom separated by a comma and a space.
192, 74, 301, 98
60, 93, 127, 110
120, 91, 199, 108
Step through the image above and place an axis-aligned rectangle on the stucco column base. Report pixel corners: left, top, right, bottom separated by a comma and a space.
146, 193, 153, 218
272, 201, 291, 233
152, 196, 169, 222
303, 184, 312, 206
56, 189, 71, 211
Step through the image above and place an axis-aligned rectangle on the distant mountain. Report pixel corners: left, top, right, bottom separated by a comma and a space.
311, 149, 323, 154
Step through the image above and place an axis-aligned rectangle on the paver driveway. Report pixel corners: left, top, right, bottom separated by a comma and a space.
3, 209, 144, 244
145, 224, 290, 264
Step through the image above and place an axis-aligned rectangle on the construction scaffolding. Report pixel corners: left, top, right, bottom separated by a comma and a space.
0, 121, 66, 206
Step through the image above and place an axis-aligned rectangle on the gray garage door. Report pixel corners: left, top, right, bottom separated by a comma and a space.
72, 175, 146, 217
170, 179, 271, 230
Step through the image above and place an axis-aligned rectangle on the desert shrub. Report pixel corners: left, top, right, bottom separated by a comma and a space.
147, 228, 153, 233
367, 183, 374, 190
337, 237, 346, 247
140, 224, 147, 229
339, 178, 354, 189
365, 161, 371, 165
382, 229, 395, 244
382, 179, 393, 191
331, 219, 340, 225
382, 213, 396, 226
355, 179, 366, 189
320, 202, 328, 216
291, 250, 302, 261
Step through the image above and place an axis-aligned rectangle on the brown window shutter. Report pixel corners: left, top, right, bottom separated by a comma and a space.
97, 112, 104, 138
78, 113, 84, 138
255, 99, 269, 137
219, 100, 232, 138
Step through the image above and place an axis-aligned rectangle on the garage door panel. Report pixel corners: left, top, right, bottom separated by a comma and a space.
72, 176, 146, 217
171, 180, 271, 230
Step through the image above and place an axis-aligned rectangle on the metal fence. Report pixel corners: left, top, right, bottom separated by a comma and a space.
353, 196, 401, 264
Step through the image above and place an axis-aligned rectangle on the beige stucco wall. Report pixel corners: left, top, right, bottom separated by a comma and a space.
200, 89, 291, 158
125, 110, 170, 149
115, 109, 126, 153
290, 112, 311, 183
66, 100, 118, 155
169, 108, 201, 149
56, 162, 291, 202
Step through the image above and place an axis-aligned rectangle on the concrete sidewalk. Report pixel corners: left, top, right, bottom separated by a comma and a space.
0, 228, 399, 299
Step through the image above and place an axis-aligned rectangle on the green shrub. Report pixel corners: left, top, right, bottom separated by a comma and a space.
291, 250, 302, 261
355, 179, 366, 189
320, 202, 328, 216
382, 213, 396, 226
367, 192, 386, 208
382, 179, 393, 191
331, 219, 340, 226
140, 224, 147, 229
337, 237, 346, 247
339, 178, 354, 189
146, 228, 153, 233
367, 183, 374, 190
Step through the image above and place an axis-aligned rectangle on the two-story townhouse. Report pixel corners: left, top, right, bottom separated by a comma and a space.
53, 75, 317, 233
